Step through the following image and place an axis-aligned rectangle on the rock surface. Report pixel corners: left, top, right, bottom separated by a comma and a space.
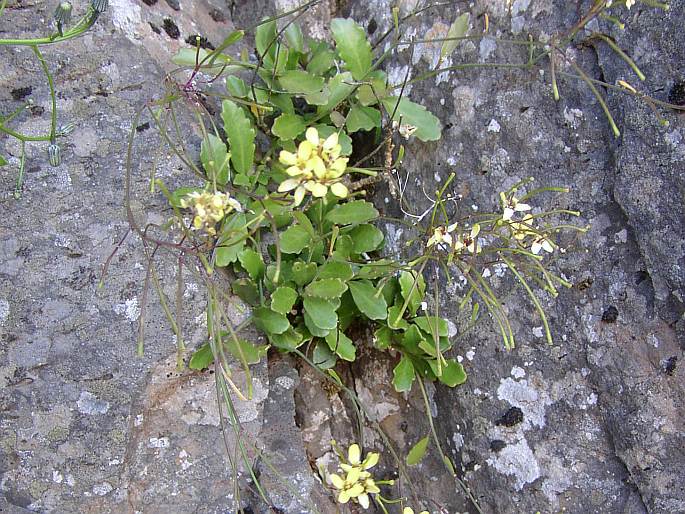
1, 0, 683, 513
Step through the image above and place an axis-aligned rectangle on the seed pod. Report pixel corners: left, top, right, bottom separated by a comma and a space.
48, 143, 62, 167
90, 0, 108, 13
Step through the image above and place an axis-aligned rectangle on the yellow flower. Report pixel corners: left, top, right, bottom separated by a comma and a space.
277, 127, 349, 205
180, 190, 242, 236
330, 443, 381, 510
403, 508, 429, 514
500, 191, 531, 221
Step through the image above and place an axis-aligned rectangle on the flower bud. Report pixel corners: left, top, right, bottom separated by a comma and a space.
54, 1, 72, 34
48, 143, 62, 167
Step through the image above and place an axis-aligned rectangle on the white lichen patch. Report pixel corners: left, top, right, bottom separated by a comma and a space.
487, 119, 501, 133
0, 298, 9, 326
497, 376, 552, 429
109, 0, 143, 42
148, 436, 170, 448
511, 366, 526, 379
275, 375, 295, 390
113, 298, 140, 322
77, 391, 110, 415
486, 439, 540, 490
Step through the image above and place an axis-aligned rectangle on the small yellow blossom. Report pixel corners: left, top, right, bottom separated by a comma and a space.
330, 443, 381, 510
500, 191, 531, 221
403, 508, 429, 514
427, 223, 480, 254
180, 190, 242, 236
625, 0, 635, 8
531, 233, 554, 254
277, 127, 349, 205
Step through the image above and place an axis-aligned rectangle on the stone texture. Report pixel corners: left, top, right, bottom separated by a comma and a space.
2, 0, 684, 513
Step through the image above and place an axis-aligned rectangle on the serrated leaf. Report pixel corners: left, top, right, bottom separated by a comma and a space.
413, 316, 449, 337
292, 261, 317, 286
280, 224, 312, 254
269, 92, 295, 114
200, 133, 230, 185
271, 286, 298, 314
348, 280, 387, 320
330, 18, 373, 80
313, 341, 337, 369
349, 224, 384, 253
279, 70, 325, 94
317, 261, 353, 281
392, 354, 415, 392
398, 270, 426, 317
346, 105, 382, 133
374, 325, 394, 350
303, 296, 338, 330
253, 307, 290, 334
272, 113, 306, 140
407, 435, 430, 465
441, 13, 470, 64
325, 331, 356, 361
189, 343, 214, 370
269, 327, 304, 350
381, 96, 441, 142
304, 311, 332, 337
216, 213, 247, 266
304, 87, 331, 106
226, 75, 248, 98
317, 72, 356, 115
437, 358, 467, 387
387, 305, 410, 331
232, 278, 259, 305
305, 278, 348, 299
221, 100, 255, 175
401, 324, 424, 353
284, 23, 304, 53
326, 200, 379, 225
238, 248, 265, 280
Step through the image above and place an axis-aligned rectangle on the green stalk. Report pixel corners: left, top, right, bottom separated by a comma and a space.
32, 46, 57, 142
0, 8, 98, 46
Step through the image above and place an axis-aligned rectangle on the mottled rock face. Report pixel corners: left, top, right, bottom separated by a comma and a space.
1, 0, 683, 513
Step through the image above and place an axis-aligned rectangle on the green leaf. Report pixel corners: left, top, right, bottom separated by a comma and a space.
392, 355, 415, 392
232, 278, 259, 305
306, 43, 335, 75
401, 324, 424, 353
325, 331, 356, 361
313, 341, 337, 369
348, 280, 387, 320
209, 30, 244, 63
305, 278, 348, 299
303, 296, 338, 330
271, 286, 298, 314
280, 224, 312, 254
269, 327, 304, 350
238, 248, 265, 280
406, 435, 430, 466
0, 154, 8, 166
253, 307, 290, 334
226, 75, 248, 98
399, 270, 426, 317
317, 72, 356, 115
292, 261, 318, 286
172, 48, 232, 72
413, 316, 449, 337
221, 99, 256, 175
255, 18, 277, 61
269, 92, 295, 114
279, 70, 325, 94
330, 18, 373, 80
441, 13, 470, 64
189, 343, 214, 370
317, 261, 353, 281
272, 113, 306, 140
326, 200, 379, 225
381, 96, 441, 142
374, 325, 394, 350
284, 23, 304, 53
346, 105, 382, 133
216, 213, 247, 267
356, 259, 398, 280
349, 224, 384, 253
304, 312, 332, 337
200, 134, 229, 185
304, 87, 331, 106
169, 186, 202, 208
387, 305, 410, 331
356, 70, 387, 106
226, 338, 268, 364
437, 359, 467, 387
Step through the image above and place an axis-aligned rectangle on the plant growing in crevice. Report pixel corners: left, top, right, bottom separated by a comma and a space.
0, 0, 108, 198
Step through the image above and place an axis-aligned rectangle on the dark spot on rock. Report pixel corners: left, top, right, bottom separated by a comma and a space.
164, 0, 180, 10
463, 460, 477, 471
520, 106, 530, 113
136, 121, 150, 132
601, 305, 619, 323
11, 86, 32, 101
668, 80, 685, 105
209, 8, 226, 23
140, 0, 157, 5
495, 406, 523, 427
490, 439, 506, 453
575, 277, 593, 291
163, 18, 180, 39
663, 356, 677, 375
400, 420, 408, 432
29, 105, 44, 116
367, 18, 377, 35
185, 34, 214, 50
635, 269, 649, 285
149, 22, 161, 34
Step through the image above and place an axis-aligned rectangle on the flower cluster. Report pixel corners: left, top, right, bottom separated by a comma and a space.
180, 190, 242, 236
278, 127, 349, 206
427, 222, 481, 254
499, 192, 555, 255
329, 444, 381, 509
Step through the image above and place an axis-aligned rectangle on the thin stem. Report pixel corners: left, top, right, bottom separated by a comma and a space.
32, 46, 57, 142
0, 8, 98, 46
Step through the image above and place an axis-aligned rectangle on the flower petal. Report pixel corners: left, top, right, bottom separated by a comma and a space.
348, 444, 361, 465
323, 132, 339, 151
305, 181, 328, 197
515, 202, 531, 212
286, 165, 304, 177
278, 178, 301, 192
305, 127, 319, 146
329, 474, 345, 490
298, 140, 313, 161
279, 150, 297, 166
293, 186, 306, 206
330, 181, 348, 198
358, 493, 370, 509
